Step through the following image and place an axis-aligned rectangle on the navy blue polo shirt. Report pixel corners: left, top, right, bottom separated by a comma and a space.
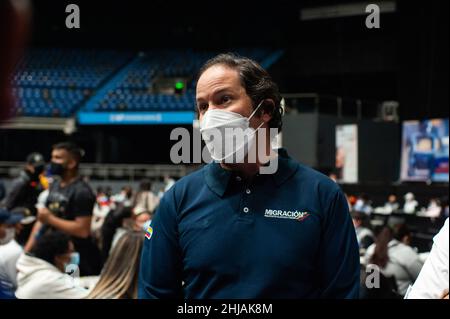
138, 149, 359, 299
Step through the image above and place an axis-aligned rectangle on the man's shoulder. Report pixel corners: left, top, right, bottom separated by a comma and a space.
52, 178, 95, 204
292, 161, 341, 194
433, 218, 449, 252
72, 178, 95, 195
390, 241, 421, 261
156, 166, 207, 212
168, 165, 207, 193
169, 160, 340, 194
0, 240, 22, 261
11, 172, 29, 186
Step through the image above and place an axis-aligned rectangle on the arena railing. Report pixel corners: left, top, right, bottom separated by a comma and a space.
0, 161, 199, 180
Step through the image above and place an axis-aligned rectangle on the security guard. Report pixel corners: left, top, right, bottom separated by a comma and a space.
138, 53, 359, 299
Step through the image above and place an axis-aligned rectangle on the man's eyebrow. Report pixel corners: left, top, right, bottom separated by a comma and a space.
212, 87, 234, 96
196, 95, 206, 103
196, 88, 234, 102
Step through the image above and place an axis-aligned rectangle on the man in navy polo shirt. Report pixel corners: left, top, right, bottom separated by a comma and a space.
138, 53, 360, 299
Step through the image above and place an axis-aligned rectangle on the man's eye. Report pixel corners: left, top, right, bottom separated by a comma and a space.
221, 95, 231, 103
198, 104, 208, 112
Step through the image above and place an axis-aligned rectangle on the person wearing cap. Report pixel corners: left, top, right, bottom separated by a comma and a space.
138, 54, 359, 299
2, 152, 46, 217
0, 208, 27, 297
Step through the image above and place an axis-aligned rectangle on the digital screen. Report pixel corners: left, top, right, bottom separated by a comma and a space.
335, 124, 358, 183
400, 118, 449, 182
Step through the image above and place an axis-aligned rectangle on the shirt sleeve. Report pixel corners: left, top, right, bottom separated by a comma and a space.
72, 186, 95, 217
318, 188, 360, 299
401, 247, 424, 281
50, 275, 90, 299
4, 176, 28, 210
0, 180, 6, 201
406, 218, 449, 299
138, 187, 183, 299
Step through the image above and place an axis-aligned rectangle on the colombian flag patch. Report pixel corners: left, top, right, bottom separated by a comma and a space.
145, 226, 153, 240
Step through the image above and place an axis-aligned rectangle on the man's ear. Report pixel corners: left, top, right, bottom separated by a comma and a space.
261, 99, 275, 123
67, 158, 77, 170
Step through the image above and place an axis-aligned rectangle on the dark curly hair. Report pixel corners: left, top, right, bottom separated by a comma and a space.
30, 231, 71, 266
52, 142, 85, 166
197, 53, 283, 132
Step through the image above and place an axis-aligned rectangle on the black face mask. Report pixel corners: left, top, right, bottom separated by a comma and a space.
29, 170, 41, 182
26, 164, 44, 182
49, 162, 65, 176
33, 164, 45, 179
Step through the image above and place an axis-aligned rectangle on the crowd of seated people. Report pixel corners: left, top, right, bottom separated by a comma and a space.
0, 150, 447, 299
0, 153, 174, 299
347, 192, 448, 219
347, 192, 448, 298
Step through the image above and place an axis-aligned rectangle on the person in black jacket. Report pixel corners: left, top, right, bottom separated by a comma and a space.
0, 180, 5, 202
2, 152, 46, 217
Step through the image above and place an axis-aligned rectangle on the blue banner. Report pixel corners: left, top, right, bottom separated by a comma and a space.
77, 111, 195, 125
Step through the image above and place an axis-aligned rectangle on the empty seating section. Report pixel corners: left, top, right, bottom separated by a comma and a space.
11, 87, 86, 117
95, 90, 197, 112
89, 50, 213, 112
10, 48, 281, 117
11, 49, 132, 117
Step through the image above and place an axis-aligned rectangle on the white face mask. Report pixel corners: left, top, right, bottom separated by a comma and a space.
0, 228, 15, 245
199, 101, 265, 163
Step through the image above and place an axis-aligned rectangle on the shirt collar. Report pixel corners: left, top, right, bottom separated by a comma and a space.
388, 239, 401, 248
204, 148, 298, 197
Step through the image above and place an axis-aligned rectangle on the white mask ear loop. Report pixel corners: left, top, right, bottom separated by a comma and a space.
255, 121, 265, 130
248, 100, 267, 131
248, 100, 265, 120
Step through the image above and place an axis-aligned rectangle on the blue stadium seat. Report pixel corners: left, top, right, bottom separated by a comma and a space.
11, 48, 281, 117
11, 49, 133, 117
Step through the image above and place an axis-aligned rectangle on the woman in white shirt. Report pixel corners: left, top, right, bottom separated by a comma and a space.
364, 224, 424, 296
406, 218, 449, 299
